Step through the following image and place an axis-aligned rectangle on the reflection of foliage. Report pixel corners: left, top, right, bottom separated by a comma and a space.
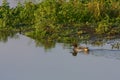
34, 38, 56, 51
111, 42, 120, 49
0, 29, 18, 43
91, 40, 105, 46
89, 38, 120, 50
27, 33, 110, 50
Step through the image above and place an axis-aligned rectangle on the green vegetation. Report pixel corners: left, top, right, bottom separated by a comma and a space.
0, 0, 120, 44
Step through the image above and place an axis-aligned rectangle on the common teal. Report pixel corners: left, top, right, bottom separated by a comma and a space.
73, 43, 89, 52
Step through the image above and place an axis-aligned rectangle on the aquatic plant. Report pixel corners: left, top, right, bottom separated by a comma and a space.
0, 0, 120, 47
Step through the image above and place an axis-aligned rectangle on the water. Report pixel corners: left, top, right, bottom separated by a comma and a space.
0, 0, 18, 7
0, 0, 120, 80
0, 0, 40, 8
0, 34, 120, 80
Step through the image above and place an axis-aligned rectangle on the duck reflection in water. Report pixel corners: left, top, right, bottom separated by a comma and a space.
71, 43, 89, 56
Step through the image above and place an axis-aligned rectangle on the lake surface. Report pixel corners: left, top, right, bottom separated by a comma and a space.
0, 0, 120, 80
0, 0, 40, 8
0, 34, 120, 80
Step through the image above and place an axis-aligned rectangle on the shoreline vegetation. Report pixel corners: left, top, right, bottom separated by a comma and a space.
0, 0, 120, 44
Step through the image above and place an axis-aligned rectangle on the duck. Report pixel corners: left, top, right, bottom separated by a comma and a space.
73, 43, 89, 52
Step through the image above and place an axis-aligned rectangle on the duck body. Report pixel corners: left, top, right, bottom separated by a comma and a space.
73, 46, 89, 52
73, 44, 89, 52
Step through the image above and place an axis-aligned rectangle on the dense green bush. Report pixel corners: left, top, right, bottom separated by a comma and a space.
0, 0, 120, 43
